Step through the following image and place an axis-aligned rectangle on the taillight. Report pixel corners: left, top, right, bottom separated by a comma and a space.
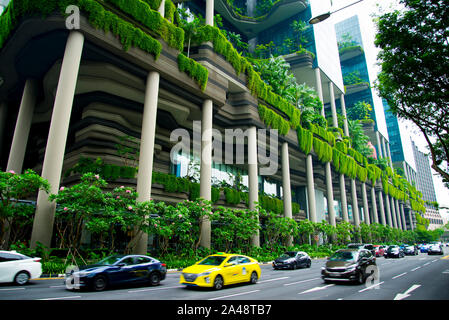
34, 258, 41, 263
161, 263, 166, 267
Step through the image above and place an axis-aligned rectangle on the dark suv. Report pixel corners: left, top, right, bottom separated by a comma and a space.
321, 248, 376, 284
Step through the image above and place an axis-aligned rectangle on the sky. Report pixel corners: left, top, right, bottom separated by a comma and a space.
328, 0, 449, 212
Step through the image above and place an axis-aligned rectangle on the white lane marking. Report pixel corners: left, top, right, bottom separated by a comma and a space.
358, 281, 384, 293
392, 272, 407, 279
128, 285, 183, 293
394, 284, 421, 300
423, 262, 431, 266
49, 285, 66, 288
0, 288, 26, 291
411, 267, 421, 272
258, 276, 289, 283
442, 270, 449, 274
208, 290, 260, 300
431, 259, 438, 263
38, 296, 81, 300
298, 284, 334, 295
283, 277, 321, 286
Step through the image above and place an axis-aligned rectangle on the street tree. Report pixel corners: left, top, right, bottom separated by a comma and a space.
375, 0, 449, 186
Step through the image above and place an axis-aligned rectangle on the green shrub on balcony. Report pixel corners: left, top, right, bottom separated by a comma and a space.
258, 104, 290, 136
178, 53, 208, 91
297, 126, 313, 155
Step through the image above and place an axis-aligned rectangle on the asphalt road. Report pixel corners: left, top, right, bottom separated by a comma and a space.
1, 248, 448, 301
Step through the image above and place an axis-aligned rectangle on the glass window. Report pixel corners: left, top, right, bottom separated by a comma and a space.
0, 253, 22, 262
198, 255, 227, 266
329, 251, 357, 262
237, 256, 251, 264
120, 257, 135, 266
226, 256, 239, 265
135, 256, 152, 265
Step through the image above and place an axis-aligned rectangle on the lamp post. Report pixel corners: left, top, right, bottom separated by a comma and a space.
309, 0, 364, 24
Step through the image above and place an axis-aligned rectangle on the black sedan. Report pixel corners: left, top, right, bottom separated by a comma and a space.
272, 251, 311, 270
384, 245, 404, 258
65, 254, 167, 291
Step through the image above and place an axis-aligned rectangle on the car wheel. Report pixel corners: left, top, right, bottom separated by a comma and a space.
92, 275, 108, 291
149, 272, 161, 286
249, 272, 258, 284
14, 271, 30, 285
213, 275, 224, 290
357, 271, 365, 285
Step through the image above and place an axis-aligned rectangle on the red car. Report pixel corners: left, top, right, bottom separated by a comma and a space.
373, 245, 385, 257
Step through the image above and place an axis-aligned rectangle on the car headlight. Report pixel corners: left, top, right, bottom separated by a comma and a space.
346, 264, 357, 272
198, 271, 212, 277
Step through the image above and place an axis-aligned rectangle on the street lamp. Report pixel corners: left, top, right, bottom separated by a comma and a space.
309, 0, 365, 24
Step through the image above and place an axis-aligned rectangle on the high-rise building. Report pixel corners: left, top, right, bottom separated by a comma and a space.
383, 100, 417, 185
411, 141, 443, 229
334, 15, 391, 164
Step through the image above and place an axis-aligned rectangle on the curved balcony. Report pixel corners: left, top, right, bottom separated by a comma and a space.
214, 0, 309, 38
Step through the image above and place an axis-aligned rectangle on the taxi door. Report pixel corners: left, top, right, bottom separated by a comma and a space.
223, 256, 243, 284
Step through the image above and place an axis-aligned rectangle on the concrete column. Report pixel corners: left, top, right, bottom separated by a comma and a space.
30, 31, 84, 248
199, 99, 213, 249
394, 199, 402, 230
378, 190, 386, 226
314, 68, 325, 117
134, 71, 160, 254
371, 186, 379, 224
351, 179, 360, 227
408, 208, 414, 231
381, 136, 387, 160
6, 79, 37, 173
400, 202, 407, 230
390, 195, 398, 228
205, 0, 214, 26
306, 154, 317, 223
158, 0, 165, 16
339, 174, 349, 222
282, 142, 293, 246
340, 94, 349, 137
325, 162, 336, 228
362, 182, 370, 225
386, 142, 393, 168
376, 131, 383, 158
329, 82, 338, 128
395, 199, 404, 230
248, 126, 260, 247
384, 194, 393, 227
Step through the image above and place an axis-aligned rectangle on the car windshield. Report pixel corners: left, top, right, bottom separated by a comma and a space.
97, 255, 125, 265
388, 246, 399, 251
329, 251, 357, 261
280, 252, 297, 258
198, 256, 227, 266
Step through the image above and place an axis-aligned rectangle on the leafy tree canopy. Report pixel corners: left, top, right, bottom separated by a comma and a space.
375, 0, 449, 186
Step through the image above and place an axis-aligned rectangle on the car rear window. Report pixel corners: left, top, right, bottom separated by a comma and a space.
0, 252, 25, 262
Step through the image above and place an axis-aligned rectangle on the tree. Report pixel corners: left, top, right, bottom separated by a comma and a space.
0, 170, 50, 249
375, 0, 449, 186
348, 119, 372, 157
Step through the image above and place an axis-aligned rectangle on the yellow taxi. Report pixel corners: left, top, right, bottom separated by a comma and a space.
179, 253, 261, 290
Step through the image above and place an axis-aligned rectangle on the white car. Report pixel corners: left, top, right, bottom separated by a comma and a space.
427, 245, 444, 255
0, 250, 42, 285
